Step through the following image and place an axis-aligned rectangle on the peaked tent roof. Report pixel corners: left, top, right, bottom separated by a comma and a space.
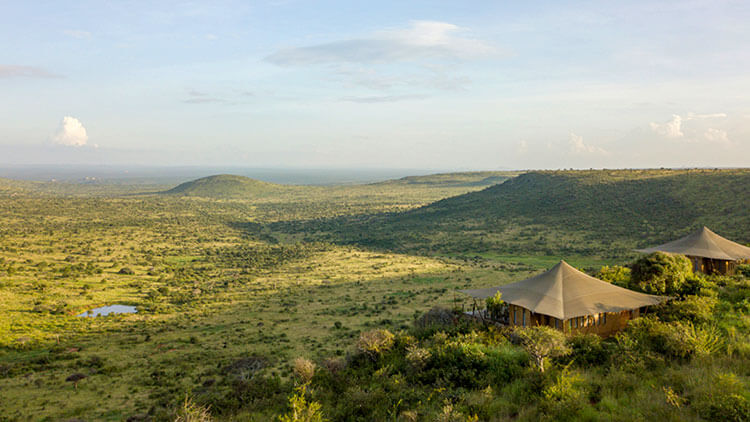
459, 260, 666, 320
636, 226, 750, 261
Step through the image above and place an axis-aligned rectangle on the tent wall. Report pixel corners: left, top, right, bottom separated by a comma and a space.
687, 255, 735, 275
508, 304, 640, 337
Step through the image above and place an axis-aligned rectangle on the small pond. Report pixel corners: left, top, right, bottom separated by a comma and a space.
78, 304, 137, 317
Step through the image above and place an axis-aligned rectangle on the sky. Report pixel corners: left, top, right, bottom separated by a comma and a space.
1, 0, 749, 170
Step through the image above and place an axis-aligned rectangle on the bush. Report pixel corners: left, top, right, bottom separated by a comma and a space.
692, 372, 750, 422
566, 333, 610, 366
118, 267, 135, 275
630, 252, 693, 295
293, 358, 316, 384
277, 385, 325, 422
540, 368, 586, 419
356, 329, 395, 360
655, 295, 717, 324
174, 396, 213, 422
596, 265, 631, 287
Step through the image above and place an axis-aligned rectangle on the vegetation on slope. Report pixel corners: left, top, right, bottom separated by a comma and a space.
374, 171, 517, 187
162, 174, 287, 198
285, 169, 750, 258
182, 257, 750, 421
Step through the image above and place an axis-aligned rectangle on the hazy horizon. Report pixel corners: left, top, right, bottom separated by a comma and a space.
2, 1, 749, 169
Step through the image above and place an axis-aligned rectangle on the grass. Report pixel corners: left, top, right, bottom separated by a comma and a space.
0, 169, 748, 420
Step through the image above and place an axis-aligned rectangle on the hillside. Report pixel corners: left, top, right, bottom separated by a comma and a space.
285, 169, 750, 257
374, 171, 518, 187
162, 174, 288, 198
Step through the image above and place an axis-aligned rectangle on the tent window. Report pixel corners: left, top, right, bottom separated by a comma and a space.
513, 308, 517, 325
555, 319, 560, 329
522, 310, 526, 327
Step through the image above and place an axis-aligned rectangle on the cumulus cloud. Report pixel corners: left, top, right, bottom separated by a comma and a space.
569, 133, 608, 154
0, 65, 62, 78
650, 114, 684, 138
265, 20, 496, 65
704, 128, 732, 146
52, 116, 89, 147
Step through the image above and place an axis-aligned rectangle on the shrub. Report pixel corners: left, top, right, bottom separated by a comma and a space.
655, 295, 717, 324
277, 385, 325, 422
174, 396, 213, 422
515, 326, 571, 372
692, 372, 750, 422
566, 333, 610, 366
620, 317, 717, 360
293, 358, 316, 384
118, 267, 135, 275
485, 292, 505, 321
405, 345, 431, 370
630, 252, 693, 295
356, 329, 395, 360
540, 368, 586, 418
596, 265, 631, 287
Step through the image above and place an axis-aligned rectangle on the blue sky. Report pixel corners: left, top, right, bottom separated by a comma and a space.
1, 0, 749, 169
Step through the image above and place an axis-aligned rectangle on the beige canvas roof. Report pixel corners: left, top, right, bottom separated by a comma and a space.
636, 226, 750, 261
459, 260, 667, 320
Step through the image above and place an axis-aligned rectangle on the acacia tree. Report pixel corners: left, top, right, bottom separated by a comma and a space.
516, 326, 571, 372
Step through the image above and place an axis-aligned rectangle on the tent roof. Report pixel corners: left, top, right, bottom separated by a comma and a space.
636, 226, 750, 261
459, 260, 667, 320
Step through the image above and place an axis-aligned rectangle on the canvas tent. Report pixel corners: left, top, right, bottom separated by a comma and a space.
460, 260, 668, 336
637, 226, 750, 275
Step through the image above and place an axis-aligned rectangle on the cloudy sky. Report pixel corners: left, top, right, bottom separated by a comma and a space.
1, 0, 749, 169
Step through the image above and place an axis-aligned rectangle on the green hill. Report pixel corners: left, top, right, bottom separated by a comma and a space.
290, 169, 750, 257
374, 171, 518, 187
162, 174, 288, 198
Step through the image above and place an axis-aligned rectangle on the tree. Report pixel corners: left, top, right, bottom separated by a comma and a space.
630, 252, 693, 295
515, 326, 571, 372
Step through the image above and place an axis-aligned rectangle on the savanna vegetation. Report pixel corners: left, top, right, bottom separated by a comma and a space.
0, 168, 748, 421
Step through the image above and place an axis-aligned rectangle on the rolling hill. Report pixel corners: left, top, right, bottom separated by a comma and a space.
285, 169, 750, 257
161, 174, 289, 198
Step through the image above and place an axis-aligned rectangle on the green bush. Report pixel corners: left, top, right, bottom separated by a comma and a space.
566, 334, 610, 366
356, 329, 395, 360
692, 372, 750, 422
630, 252, 693, 295
655, 295, 718, 324
596, 265, 631, 287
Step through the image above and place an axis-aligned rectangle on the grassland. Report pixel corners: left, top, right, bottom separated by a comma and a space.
0, 169, 748, 421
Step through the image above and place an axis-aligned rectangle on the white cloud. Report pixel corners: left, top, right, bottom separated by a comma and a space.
687, 112, 727, 120
63, 29, 91, 39
569, 133, 608, 154
52, 116, 89, 147
341, 94, 428, 103
649, 114, 684, 138
265, 20, 496, 65
0, 65, 62, 78
704, 128, 733, 146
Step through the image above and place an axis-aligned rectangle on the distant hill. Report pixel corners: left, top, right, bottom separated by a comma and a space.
289, 169, 750, 257
375, 171, 518, 187
162, 174, 288, 198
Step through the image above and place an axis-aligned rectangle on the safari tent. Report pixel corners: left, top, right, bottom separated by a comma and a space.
637, 226, 750, 275
460, 261, 668, 336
